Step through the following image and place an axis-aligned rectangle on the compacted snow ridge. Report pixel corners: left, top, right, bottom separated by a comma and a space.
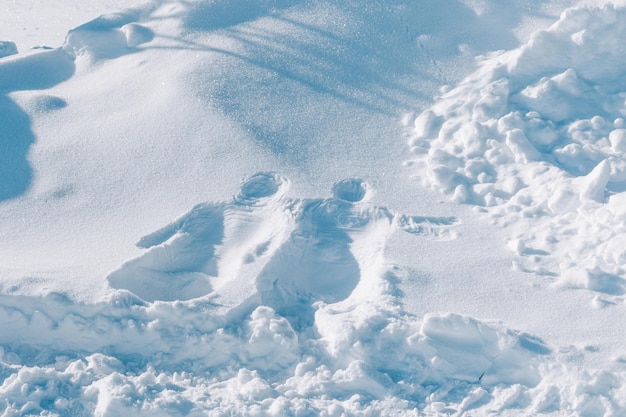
2, 0, 626, 416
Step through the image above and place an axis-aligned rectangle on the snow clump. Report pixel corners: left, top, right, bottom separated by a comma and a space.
407, 4, 626, 297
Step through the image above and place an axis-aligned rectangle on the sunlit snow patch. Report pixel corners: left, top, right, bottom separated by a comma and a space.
407, 4, 626, 300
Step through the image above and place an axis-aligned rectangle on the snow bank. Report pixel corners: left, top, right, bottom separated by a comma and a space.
407, 4, 626, 298
2, 291, 624, 416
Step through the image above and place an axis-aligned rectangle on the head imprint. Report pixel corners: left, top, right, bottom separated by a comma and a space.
236, 172, 289, 204
332, 178, 371, 202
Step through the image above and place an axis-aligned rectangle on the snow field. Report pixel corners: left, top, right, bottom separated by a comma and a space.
2, 0, 626, 415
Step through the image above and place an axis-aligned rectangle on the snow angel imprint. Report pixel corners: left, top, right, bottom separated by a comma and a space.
257, 178, 458, 329
107, 172, 290, 302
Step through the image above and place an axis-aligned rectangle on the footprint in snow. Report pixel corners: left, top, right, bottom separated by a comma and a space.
107, 172, 291, 302
256, 178, 458, 329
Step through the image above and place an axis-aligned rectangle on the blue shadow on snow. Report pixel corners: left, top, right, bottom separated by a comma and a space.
179, 0, 546, 164
0, 48, 75, 201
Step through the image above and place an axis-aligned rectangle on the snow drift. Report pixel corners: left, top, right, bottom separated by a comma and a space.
407, 4, 626, 300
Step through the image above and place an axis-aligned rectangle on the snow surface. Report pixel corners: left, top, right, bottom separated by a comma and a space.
2, 0, 626, 415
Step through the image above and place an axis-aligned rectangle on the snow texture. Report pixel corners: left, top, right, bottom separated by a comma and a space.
407, 4, 626, 301
2, 0, 626, 416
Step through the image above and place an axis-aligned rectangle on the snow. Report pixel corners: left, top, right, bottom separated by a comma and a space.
2, 0, 626, 415
108, 172, 292, 303
406, 2, 626, 299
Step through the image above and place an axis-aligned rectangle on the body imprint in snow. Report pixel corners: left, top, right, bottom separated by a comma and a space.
256, 178, 458, 328
107, 172, 290, 302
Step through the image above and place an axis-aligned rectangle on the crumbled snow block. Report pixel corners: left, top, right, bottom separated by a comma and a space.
413, 109, 443, 140
603, 235, 626, 266
0, 41, 17, 58
507, 238, 526, 255
547, 188, 580, 214
333, 360, 392, 399
452, 184, 470, 203
560, 267, 626, 295
505, 129, 541, 164
609, 192, 626, 223
609, 129, 626, 153
415, 313, 547, 387
580, 159, 610, 202
420, 313, 499, 351
244, 306, 299, 371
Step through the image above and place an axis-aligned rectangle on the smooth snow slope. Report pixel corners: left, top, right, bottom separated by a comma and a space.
2, 0, 626, 416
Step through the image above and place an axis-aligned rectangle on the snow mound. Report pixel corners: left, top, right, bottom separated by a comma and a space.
64, 10, 154, 64
407, 4, 626, 297
2, 289, 624, 416
0, 47, 74, 201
